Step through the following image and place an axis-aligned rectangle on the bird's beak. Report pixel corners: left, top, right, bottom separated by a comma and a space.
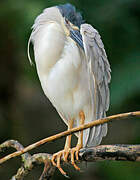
61, 18, 84, 49
70, 29, 84, 50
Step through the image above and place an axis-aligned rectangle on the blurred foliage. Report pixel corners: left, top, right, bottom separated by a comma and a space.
0, 0, 140, 179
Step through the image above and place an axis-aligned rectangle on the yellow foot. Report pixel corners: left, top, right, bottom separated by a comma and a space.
51, 147, 81, 175
51, 149, 70, 176
71, 145, 81, 171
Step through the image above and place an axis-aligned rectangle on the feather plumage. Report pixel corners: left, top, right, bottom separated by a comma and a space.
80, 24, 111, 147
28, 5, 111, 148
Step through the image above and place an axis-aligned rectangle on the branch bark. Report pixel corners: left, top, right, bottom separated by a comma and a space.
1, 140, 140, 179
0, 111, 140, 165
79, 144, 140, 162
0, 140, 55, 180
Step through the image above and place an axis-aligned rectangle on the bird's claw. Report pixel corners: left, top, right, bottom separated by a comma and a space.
51, 147, 81, 176
71, 146, 81, 171
51, 150, 67, 176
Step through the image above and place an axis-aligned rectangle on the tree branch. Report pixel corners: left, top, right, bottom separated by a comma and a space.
79, 144, 140, 162
0, 140, 55, 180
0, 111, 140, 165
1, 140, 140, 179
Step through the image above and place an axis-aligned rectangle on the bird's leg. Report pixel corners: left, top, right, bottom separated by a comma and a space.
51, 119, 74, 176
51, 111, 85, 175
63, 119, 74, 161
71, 111, 85, 171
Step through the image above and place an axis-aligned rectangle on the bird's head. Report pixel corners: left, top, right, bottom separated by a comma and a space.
28, 3, 84, 64
57, 3, 83, 29
57, 4, 84, 48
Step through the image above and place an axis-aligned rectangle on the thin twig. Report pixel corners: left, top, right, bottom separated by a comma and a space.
0, 111, 140, 165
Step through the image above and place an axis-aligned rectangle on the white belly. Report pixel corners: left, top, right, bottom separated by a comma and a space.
34, 22, 92, 122
46, 42, 91, 119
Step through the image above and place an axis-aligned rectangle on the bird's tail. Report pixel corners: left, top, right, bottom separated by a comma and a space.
83, 112, 107, 147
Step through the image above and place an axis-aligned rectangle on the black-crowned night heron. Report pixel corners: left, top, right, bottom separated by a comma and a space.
28, 3, 111, 176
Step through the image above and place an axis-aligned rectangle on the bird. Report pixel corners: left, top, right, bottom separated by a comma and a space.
28, 3, 111, 176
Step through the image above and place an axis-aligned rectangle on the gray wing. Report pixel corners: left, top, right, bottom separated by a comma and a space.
80, 24, 111, 147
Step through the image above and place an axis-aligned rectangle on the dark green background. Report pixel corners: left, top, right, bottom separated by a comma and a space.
0, 0, 140, 179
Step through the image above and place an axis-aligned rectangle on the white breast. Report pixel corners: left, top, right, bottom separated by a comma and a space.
34, 22, 91, 121
34, 22, 66, 76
